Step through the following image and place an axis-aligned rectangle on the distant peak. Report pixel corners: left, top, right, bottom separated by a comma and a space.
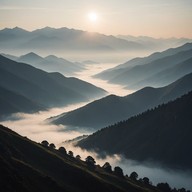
12, 27, 29, 32
45, 55, 58, 59
20, 52, 43, 59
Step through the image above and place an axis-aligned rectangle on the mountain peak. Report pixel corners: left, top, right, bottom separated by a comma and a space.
19, 52, 43, 60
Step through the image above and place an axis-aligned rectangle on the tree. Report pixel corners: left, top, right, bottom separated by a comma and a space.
130, 171, 138, 180
41, 140, 49, 147
178, 188, 187, 192
102, 162, 112, 173
85, 156, 96, 167
68, 150, 74, 157
49, 143, 56, 149
58, 147, 67, 154
157, 182, 171, 192
114, 166, 124, 177
142, 177, 150, 185
76, 155, 81, 160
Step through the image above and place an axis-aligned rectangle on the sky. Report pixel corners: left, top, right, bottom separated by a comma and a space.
0, 0, 192, 38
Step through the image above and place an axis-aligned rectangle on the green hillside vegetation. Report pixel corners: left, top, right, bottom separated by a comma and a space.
0, 124, 159, 192
77, 91, 192, 170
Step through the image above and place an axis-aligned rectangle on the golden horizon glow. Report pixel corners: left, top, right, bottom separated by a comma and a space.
0, 0, 192, 38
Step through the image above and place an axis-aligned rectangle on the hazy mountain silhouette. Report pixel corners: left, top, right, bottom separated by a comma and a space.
52, 73, 192, 130
117, 35, 192, 51
0, 27, 145, 53
109, 49, 192, 88
16, 52, 84, 76
0, 55, 106, 117
126, 57, 192, 89
95, 43, 192, 88
0, 124, 157, 192
78, 91, 192, 170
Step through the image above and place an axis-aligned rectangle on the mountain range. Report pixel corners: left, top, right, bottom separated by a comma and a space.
51, 72, 192, 130
1, 52, 84, 76
95, 43, 192, 89
0, 55, 106, 119
0, 27, 146, 53
77, 91, 192, 170
0, 124, 158, 192
1, 27, 191, 55
117, 35, 192, 51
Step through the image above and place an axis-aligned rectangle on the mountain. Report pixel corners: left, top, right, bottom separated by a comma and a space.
0, 55, 106, 117
17, 52, 84, 76
95, 43, 192, 88
0, 86, 44, 119
109, 49, 192, 88
0, 27, 145, 53
2, 52, 84, 76
0, 124, 156, 192
77, 91, 192, 170
117, 35, 192, 51
51, 73, 192, 130
125, 57, 192, 89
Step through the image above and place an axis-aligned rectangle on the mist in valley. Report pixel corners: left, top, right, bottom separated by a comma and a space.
1, 58, 192, 191
1, 44, 192, 191
1, 108, 192, 191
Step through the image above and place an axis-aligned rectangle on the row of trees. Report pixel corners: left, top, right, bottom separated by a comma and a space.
40, 140, 190, 192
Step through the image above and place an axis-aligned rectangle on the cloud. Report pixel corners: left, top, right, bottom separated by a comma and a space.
0, 102, 90, 144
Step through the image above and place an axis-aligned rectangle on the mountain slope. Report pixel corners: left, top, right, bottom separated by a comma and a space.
0, 86, 44, 119
52, 73, 192, 130
109, 48, 192, 87
17, 52, 84, 76
0, 55, 106, 115
0, 124, 156, 192
95, 43, 192, 88
126, 57, 192, 89
78, 91, 192, 170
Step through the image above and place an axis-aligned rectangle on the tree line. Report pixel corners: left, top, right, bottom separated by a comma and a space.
40, 140, 190, 192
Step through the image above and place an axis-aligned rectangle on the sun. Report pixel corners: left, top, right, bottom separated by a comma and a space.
88, 12, 98, 22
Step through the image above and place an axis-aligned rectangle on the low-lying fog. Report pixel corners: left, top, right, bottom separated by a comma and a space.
1, 61, 191, 191
75, 62, 133, 96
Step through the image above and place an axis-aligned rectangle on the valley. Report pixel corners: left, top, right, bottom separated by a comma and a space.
0, 25, 192, 191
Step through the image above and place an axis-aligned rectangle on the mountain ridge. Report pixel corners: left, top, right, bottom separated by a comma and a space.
77, 91, 192, 170
51, 72, 192, 130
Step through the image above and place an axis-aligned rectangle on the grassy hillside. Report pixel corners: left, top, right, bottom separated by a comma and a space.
0, 124, 158, 192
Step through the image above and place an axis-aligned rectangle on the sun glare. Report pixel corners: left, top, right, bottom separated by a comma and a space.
88, 12, 98, 22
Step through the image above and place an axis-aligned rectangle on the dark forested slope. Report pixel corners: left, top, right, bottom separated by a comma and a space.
78, 91, 192, 170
